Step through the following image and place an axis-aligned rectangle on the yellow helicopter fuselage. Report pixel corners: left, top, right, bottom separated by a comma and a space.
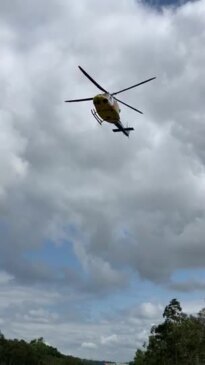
93, 94, 120, 123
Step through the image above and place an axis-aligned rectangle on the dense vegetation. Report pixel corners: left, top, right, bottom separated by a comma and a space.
133, 298, 205, 365
0, 335, 104, 365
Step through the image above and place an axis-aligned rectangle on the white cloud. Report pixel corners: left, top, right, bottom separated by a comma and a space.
101, 334, 118, 346
138, 302, 163, 319
81, 342, 98, 349
0, 271, 14, 284
0, 0, 205, 361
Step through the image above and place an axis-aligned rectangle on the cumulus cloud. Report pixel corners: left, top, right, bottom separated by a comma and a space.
81, 342, 98, 349
0, 0, 205, 361
170, 280, 205, 292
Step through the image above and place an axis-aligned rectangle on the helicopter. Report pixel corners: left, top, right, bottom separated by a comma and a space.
65, 66, 156, 137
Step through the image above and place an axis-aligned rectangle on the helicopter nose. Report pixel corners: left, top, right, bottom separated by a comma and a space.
93, 96, 101, 105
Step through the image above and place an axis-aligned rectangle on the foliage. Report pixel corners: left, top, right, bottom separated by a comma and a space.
133, 298, 205, 365
0, 335, 101, 365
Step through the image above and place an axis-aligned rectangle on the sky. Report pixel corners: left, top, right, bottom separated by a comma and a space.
0, 0, 205, 362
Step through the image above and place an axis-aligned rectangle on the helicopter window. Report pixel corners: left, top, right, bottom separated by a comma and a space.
108, 95, 114, 104
94, 100, 100, 105
103, 99, 108, 103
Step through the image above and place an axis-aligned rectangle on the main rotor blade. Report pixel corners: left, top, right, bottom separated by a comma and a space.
78, 66, 108, 93
112, 77, 156, 96
114, 96, 143, 114
65, 97, 93, 102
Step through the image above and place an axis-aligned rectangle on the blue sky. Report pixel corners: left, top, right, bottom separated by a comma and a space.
23, 239, 205, 322
24, 241, 79, 270
0, 0, 205, 362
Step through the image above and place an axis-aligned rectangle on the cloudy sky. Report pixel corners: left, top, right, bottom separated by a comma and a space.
1, 0, 205, 362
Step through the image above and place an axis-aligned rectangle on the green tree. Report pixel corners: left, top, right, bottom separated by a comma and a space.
133, 298, 205, 365
133, 349, 145, 365
163, 298, 185, 323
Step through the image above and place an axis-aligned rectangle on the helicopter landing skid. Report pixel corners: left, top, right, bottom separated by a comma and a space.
91, 109, 103, 125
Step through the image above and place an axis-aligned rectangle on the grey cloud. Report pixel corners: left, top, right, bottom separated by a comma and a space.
1, 0, 205, 288
170, 280, 205, 292
0, 0, 205, 359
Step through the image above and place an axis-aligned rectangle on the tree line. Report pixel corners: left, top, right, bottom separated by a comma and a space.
0, 335, 103, 365
133, 298, 205, 365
